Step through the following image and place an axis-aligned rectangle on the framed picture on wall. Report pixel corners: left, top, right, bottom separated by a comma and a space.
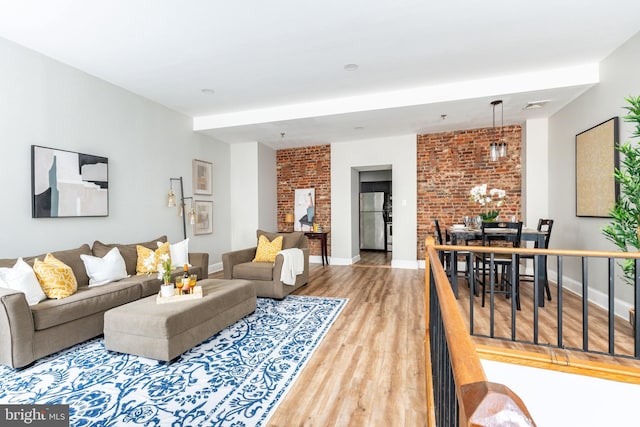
193, 159, 213, 195
294, 188, 315, 231
575, 117, 619, 217
194, 200, 213, 235
31, 145, 109, 218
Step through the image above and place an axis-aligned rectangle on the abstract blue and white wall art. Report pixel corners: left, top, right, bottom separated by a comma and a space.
31, 145, 108, 218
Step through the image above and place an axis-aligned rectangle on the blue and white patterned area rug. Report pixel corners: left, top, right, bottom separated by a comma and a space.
0, 295, 347, 426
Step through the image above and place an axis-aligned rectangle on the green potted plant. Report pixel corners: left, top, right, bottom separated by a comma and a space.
602, 95, 640, 327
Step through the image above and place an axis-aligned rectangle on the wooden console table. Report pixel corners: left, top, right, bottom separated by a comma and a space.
304, 231, 329, 265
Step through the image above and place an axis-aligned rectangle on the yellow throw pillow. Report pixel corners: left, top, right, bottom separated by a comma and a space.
33, 253, 78, 299
136, 242, 170, 275
252, 235, 283, 263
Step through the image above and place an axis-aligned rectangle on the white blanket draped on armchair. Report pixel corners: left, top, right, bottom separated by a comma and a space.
278, 248, 304, 285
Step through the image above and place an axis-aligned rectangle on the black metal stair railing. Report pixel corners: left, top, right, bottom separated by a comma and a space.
441, 244, 640, 360
424, 238, 536, 426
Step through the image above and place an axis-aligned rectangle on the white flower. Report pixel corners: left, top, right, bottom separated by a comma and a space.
156, 261, 163, 280
161, 255, 173, 282
470, 184, 506, 210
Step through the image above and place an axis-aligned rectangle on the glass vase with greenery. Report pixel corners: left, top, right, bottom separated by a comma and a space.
602, 95, 640, 283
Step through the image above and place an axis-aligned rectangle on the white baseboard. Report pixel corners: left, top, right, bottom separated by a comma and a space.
324, 256, 355, 265
309, 255, 334, 265
208, 262, 223, 274
392, 259, 419, 269
548, 268, 632, 320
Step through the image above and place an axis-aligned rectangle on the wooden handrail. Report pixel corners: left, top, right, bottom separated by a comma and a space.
425, 237, 536, 426
435, 243, 640, 259
428, 239, 486, 386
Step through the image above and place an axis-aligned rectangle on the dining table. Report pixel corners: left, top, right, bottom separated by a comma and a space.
446, 225, 549, 307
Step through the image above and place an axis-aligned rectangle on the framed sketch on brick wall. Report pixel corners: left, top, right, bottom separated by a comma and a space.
294, 188, 315, 231
575, 117, 619, 217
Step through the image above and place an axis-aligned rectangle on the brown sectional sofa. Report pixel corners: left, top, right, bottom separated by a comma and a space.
0, 236, 209, 369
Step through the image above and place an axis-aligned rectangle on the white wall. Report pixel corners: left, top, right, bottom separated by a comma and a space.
483, 359, 640, 427
549, 30, 640, 309
229, 142, 277, 250
331, 135, 417, 268
258, 143, 277, 233
0, 36, 229, 269
522, 118, 549, 228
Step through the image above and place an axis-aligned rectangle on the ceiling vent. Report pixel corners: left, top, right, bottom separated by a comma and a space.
523, 100, 550, 110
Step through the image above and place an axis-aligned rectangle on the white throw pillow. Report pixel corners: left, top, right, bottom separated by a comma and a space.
0, 258, 47, 306
80, 247, 128, 287
158, 238, 190, 268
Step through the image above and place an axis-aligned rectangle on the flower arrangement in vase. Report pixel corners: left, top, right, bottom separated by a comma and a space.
144, 252, 173, 285
470, 184, 506, 222
157, 254, 172, 285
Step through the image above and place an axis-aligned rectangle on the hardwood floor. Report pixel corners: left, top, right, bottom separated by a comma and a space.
210, 256, 640, 425
355, 250, 393, 267
211, 261, 427, 426
454, 274, 640, 369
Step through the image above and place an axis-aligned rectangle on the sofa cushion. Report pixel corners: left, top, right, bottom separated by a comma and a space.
253, 235, 283, 263
136, 242, 170, 275
256, 229, 304, 249
92, 236, 167, 276
33, 254, 78, 299
0, 244, 93, 288
0, 258, 47, 306
30, 281, 141, 330
80, 247, 129, 287
233, 261, 274, 281
160, 238, 190, 268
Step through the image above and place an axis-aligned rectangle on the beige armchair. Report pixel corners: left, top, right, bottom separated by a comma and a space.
222, 230, 309, 299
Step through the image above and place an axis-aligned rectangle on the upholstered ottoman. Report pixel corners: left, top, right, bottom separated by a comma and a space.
103, 279, 256, 361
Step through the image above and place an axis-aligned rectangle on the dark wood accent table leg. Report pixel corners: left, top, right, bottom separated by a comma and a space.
304, 232, 329, 266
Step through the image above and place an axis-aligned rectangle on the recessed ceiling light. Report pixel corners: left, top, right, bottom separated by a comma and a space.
523, 100, 550, 110
354, 126, 364, 130
201, 88, 215, 95
344, 63, 359, 71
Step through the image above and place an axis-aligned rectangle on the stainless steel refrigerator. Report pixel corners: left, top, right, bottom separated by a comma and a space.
360, 192, 386, 250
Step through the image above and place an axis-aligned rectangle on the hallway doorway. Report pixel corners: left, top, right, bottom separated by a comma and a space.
357, 167, 392, 266
356, 250, 392, 267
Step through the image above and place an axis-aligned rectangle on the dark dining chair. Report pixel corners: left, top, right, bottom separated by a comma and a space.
434, 219, 472, 285
520, 218, 554, 301
474, 221, 523, 310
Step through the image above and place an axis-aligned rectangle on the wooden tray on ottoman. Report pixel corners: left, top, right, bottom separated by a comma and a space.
156, 285, 203, 304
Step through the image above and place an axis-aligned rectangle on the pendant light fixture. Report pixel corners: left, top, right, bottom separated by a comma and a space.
497, 99, 507, 158
489, 100, 505, 162
167, 187, 177, 208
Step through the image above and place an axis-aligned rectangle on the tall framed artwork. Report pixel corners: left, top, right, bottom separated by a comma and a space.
294, 188, 315, 231
575, 117, 619, 217
193, 159, 212, 195
194, 200, 213, 235
31, 145, 109, 218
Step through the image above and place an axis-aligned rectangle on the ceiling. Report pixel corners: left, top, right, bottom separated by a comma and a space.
0, 1, 638, 149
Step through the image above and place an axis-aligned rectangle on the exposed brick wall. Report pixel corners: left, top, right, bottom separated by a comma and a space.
276, 145, 331, 257
417, 125, 522, 260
